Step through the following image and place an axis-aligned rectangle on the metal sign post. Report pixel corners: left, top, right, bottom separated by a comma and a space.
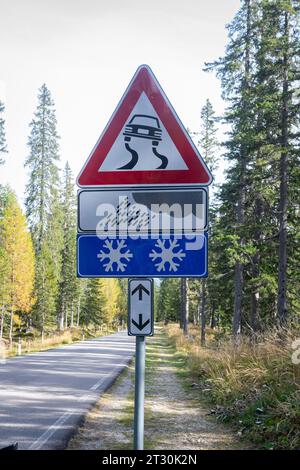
128, 278, 153, 450
134, 335, 146, 450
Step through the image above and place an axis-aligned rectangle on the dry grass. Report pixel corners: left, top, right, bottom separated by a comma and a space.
165, 324, 300, 449
1, 324, 118, 358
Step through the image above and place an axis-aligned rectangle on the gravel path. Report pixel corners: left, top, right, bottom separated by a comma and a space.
68, 329, 249, 450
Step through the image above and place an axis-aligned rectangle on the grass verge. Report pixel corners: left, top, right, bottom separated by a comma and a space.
165, 323, 300, 450
1, 324, 118, 359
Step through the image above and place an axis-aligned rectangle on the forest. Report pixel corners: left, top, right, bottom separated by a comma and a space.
0, 0, 299, 449
157, 0, 300, 449
0, 84, 127, 346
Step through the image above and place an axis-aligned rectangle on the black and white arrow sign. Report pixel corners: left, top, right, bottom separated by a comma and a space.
132, 314, 150, 331
131, 283, 150, 301
128, 279, 153, 336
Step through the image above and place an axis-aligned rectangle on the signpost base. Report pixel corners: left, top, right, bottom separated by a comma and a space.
134, 336, 146, 450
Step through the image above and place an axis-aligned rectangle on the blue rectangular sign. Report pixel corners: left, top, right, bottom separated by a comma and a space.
77, 233, 208, 278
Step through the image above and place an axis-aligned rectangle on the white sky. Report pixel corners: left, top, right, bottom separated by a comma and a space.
0, 0, 240, 204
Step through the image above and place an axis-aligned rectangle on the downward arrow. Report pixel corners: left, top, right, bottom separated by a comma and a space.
132, 283, 150, 301
132, 314, 150, 331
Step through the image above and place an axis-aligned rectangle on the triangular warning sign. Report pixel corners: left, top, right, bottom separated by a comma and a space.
77, 65, 212, 187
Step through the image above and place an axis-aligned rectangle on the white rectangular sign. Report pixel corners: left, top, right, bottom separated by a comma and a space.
128, 279, 153, 336
78, 187, 207, 235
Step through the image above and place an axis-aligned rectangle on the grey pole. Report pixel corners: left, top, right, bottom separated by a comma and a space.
134, 335, 146, 450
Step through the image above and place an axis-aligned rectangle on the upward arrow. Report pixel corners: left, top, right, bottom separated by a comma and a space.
132, 283, 150, 301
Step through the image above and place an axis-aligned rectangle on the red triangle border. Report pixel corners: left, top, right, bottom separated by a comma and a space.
77, 65, 212, 187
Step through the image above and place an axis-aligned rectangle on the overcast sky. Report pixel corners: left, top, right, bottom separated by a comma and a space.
0, 0, 240, 203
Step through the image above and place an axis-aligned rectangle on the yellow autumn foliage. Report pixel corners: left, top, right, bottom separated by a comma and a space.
100, 278, 123, 324
0, 190, 35, 314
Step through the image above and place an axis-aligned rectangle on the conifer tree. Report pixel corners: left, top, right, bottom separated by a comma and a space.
158, 279, 181, 323
81, 279, 105, 326
57, 162, 78, 330
199, 99, 219, 175
198, 99, 219, 344
25, 84, 62, 334
206, 0, 258, 337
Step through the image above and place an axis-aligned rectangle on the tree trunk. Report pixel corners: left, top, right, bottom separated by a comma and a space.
182, 278, 189, 335
233, 261, 243, 337
0, 306, 5, 339
233, 0, 251, 339
180, 279, 184, 329
9, 307, 13, 345
200, 280, 206, 346
210, 304, 216, 329
59, 301, 64, 331
251, 196, 263, 332
277, 10, 289, 326
65, 306, 68, 329
77, 300, 80, 327
70, 303, 74, 328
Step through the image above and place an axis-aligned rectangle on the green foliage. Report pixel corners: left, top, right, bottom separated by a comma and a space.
57, 162, 81, 329
199, 99, 219, 175
81, 279, 106, 326
157, 279, 181, 323
25, 84, 63, 332
200, 0, 300, 332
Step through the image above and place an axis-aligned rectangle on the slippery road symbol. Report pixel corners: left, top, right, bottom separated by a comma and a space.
118, 114, 168, 170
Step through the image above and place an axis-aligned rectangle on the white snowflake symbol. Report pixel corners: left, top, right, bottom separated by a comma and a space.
149, 239, 186, 272
97, 240, 133, 272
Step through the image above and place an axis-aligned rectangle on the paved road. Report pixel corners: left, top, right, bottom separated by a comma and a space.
0, 332, 135, 449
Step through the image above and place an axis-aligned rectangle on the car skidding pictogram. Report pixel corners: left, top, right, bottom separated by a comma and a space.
123, 114, 162, 143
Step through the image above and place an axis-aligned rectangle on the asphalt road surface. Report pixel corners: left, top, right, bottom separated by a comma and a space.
0, 332, 135, 450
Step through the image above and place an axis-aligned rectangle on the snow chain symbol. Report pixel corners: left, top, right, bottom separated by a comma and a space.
149, 239, 186, 272
97, 240, 133, 272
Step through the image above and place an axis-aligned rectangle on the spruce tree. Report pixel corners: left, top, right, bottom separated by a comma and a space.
58, 162, 79, 330
81, 279, 105, 326
206, 0, 258, 337
199, 99, 219, 175
24, 84, 62, 334
198, 99, 219, 344
250, 0, 300, 326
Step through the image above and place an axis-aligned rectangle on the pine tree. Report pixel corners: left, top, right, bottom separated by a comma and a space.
24, 84, 62, 334
0, 100, 7, 165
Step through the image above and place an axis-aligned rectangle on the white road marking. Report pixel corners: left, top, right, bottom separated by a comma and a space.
28, 364, 126, 450
29, 410, 73, 450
